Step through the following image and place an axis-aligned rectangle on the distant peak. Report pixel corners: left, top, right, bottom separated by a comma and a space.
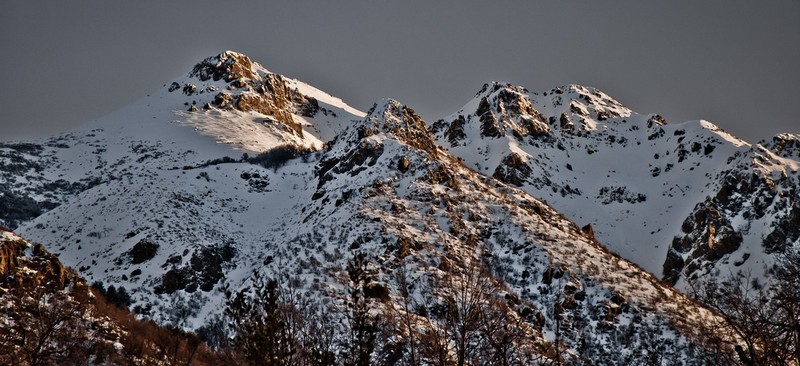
219, 50, 249, 59
356, 98, 437, 154
366, 98, 405, 118
476, 82, 529, 97
364, 98, 424, 133
773, 132, 800, 142
189, 51, 261, 82
543, 84, 627, 109
451, 82, 549, 139
761, 133, 800, 159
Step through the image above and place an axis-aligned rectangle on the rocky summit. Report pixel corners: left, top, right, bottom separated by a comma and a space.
1, 51, 797, 365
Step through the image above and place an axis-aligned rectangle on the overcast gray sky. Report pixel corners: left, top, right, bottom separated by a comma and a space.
1, 1, 798, 143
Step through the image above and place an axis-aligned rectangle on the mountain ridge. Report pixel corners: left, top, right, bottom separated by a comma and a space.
1, 50, 796, 364
430, 80, 798, 289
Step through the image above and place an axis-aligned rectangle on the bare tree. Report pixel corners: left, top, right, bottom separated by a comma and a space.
388, 257, 420, 366
478, 301, 529, 366
417, 282, 453, 366
438, 259, 498, 366
692, 247, 800, 365
0, 285, 92, 366
299, 304, 337, 366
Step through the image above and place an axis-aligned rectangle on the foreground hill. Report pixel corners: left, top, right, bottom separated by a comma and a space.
0, 228, 224, 365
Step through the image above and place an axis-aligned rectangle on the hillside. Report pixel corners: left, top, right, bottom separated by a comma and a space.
0, 228, 225, 365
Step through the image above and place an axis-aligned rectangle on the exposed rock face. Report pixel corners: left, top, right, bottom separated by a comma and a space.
316, 99, 434, 193
477, 96, 502, 138
1, 232, 66, 289
129, 238, 158, 264
397, 155, 410, 172
0, 235, 21, 278
647, 114, 667, 128
315, 99, 457, 201
581, 224, 598, 243
317, 139, 385, 190
179, 51, 322, 138
559, 112, 574, 130
493, 153, 532, 186
206, 73, 308, 137
435, 83, 550, 142
665, 200, 743, 284
189, 50, 259, 82
354, 99, 437, 155
155, 243, 236, 294
763, 133, 800, 160
495, 88, 549, 137
763, 204, 800, 254
544, 84, 629, 133
430, 115, 467, 147
665, 151, 799, 284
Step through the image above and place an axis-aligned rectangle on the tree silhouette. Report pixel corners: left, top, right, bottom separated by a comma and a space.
343, 252, 378, 366
225, 272, 297, 365
692, 247, 800, 365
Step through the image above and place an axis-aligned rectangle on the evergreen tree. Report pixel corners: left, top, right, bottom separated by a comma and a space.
225, 272, 296, 365
344, 252, 378, 366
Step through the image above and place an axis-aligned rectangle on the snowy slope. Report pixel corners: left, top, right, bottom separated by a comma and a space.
431, 83, 799, 288
0, 51, 363, 229
11, 96, 725, 362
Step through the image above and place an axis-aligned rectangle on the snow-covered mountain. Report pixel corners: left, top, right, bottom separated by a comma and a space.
2, 51, 795, 363
0, 51, 362, 229
431, 82, 799, 289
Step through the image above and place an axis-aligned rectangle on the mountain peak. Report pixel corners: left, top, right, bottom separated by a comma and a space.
475, 81, 529, 97
432, 82, 550, 142
366, 98, 404, 117
189, 50, 261, 83
175, 51, 328, 143
358, 98, 437, 154
761, 132, 800, 160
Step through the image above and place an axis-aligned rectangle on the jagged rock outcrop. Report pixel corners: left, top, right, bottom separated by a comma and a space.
315, 99, 438, 196
476, 83, 549, 139
361, 99, 438, 154
0, 231, 66, 289
763, 133, 800, 159
493, 152, 532, 186
189, 50, 259, 82
434, 114, 467, 146
665, 141, 800, 285
179, 51, 323, 138
665, 200, 743, 284
432, 82, 550, 143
